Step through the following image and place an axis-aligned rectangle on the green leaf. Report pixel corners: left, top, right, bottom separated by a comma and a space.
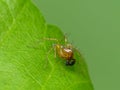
0, 0, 94, 90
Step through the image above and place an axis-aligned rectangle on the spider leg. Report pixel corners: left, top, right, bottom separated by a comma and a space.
43, 37, 59, 43
53, 44, 57, 59
74, 48, 82, 56
64, 33, 69, 45
73, 47, 83, 65
44, 46, 54, 68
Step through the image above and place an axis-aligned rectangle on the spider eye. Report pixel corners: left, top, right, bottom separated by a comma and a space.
66, 59, 76, 66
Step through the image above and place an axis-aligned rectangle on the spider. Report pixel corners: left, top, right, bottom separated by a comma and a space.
43, 35, 80, 66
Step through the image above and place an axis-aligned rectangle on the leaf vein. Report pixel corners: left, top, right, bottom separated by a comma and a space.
0, 0, 28, 47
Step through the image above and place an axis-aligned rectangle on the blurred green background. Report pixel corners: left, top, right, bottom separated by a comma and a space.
33, 0, 120, 90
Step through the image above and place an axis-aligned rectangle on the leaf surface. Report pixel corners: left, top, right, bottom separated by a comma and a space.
0, 0, 93, 90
